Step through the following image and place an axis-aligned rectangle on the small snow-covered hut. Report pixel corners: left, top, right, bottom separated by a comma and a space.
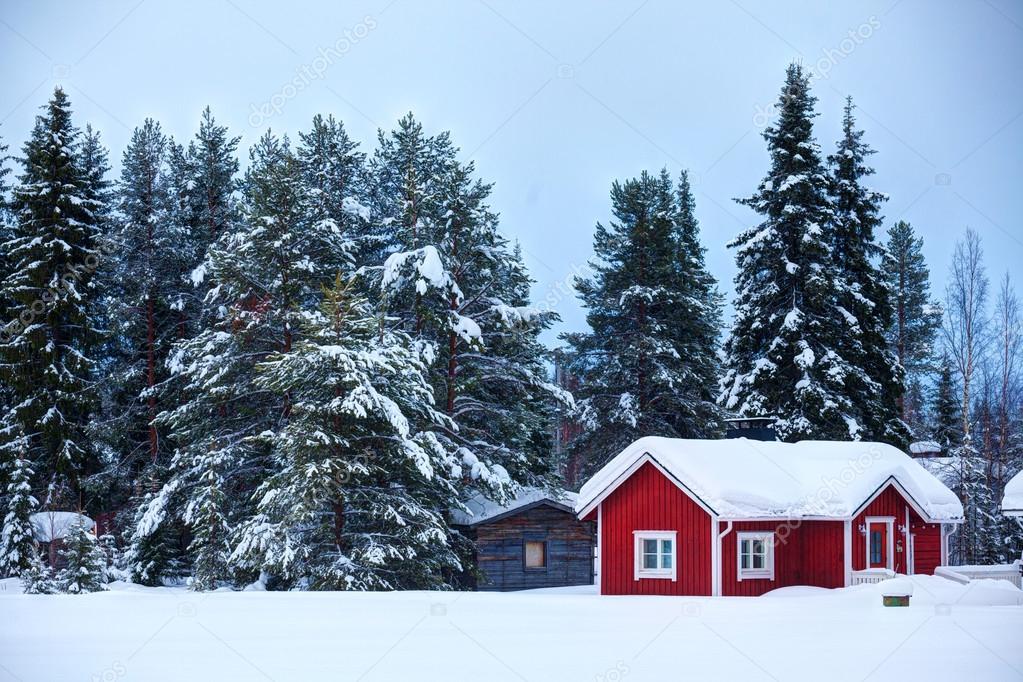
453, 488, 595, 591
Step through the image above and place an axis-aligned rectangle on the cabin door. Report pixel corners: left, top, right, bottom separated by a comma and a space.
868, 522, 888, 569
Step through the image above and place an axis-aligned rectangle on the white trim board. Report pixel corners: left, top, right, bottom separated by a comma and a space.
633, 530, 678, 582
864, 516, 895, 571
576, 453, 718, 520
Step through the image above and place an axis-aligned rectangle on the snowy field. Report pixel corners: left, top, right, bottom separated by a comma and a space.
1, 576, 1021, 682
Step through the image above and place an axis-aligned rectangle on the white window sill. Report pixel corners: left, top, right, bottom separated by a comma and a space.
636, 571, 675, 580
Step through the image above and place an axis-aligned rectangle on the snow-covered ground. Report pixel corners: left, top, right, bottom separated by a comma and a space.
1, 576, 1021, 682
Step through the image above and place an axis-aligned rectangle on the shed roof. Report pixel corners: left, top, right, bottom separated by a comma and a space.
576, 437, 963, 522
452, 488, 578, 527
30, 511, 95, 542
1003, 469, 1023, 516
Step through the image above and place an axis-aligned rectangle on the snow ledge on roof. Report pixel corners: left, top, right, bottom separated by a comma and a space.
1003, 469, 1023, 516
575, 437, 964, 522
452, 488, 577, 526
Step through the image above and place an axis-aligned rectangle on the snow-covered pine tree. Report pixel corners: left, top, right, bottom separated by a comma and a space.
0, 427, 38, 577
21, 551, 57, 594
123, 114, 243, 589
827, 98, 907, 445
428, 160, 569, 491
105, 120, 200, 470
186, 107, 240, 248
153, 131, 351, 590
232, 275, 462, 589
972, 386, 1004, 564
0, 129, 12, 451
565, 169, 722, 475
370, 115, 564, 496
719, 64, 854, 441
0, 87, 104, 504
931, 355, 962, 448
296, 113, 365, 276
883, 220, 942, 426
56, 516, 107, 593
98, 121, 200, 584
670, 170, 724, 434
123, 477, 182, 585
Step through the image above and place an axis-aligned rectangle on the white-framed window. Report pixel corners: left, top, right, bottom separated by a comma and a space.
633, 531, 677, 581
737, 532, 775, 581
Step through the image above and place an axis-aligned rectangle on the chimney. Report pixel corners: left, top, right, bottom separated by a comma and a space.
724, 417, 778, 441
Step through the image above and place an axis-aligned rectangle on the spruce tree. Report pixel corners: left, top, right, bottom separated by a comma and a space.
0, 128, 12, 336
0, 428, 38, 577
827, 98, 906, 444
231, 277, 462, 589
0, 87, 104, 503
932, 355, 961, 448
371, 115, 564, 493
56, 517, 107, 593
153, 131, 349, 589
107, 120, 178, 470
296, 113, 365, 275
883, 220, 942, 423
22, 551, 57, 594
565, 169, 722, 474
186, 107, 240, 248
720, 64, 853, 441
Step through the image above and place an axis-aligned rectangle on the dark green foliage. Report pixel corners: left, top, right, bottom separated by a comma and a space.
56, 518, 107, 593
566, 169, 722, 475
0, 428, 38, 577
827, 98, 907, 445
0, 88, 106, 503
720, 64, 853, 441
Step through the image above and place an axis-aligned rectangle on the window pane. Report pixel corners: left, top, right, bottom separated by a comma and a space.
525, 541, 546, 568
741, 553, 749, 569
644, 539, 658, 554
643, 553, 658, 569
753, 554, 764, 569
662, 554, 672, 569
752, 540, 763, 555
661, 539, 672, 555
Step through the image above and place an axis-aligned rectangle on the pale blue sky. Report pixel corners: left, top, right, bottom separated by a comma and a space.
2, 0, 1021, 344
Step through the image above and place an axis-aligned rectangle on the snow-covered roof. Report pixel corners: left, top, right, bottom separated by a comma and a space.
29, 511, 95, 542
909, 440, 942, 455
1003, 469, 1023, 517
576, 437, 964, 522
452, 487, 578, 526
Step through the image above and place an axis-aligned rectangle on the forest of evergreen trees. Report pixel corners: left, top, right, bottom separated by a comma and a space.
0, 63, 1019, 593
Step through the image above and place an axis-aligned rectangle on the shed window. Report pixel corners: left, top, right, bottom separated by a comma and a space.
633, 531, 677, 581
738, 532, 775, 581
524, 540, 546, 569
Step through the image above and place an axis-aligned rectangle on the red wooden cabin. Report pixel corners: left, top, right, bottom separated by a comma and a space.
575, 437, 964, 596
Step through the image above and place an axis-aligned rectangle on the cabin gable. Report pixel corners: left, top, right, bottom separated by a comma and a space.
468, 503, 594, 592
599, 461, 712, 596
851, 482, 943, 575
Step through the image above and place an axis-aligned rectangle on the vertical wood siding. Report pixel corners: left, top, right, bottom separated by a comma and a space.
718, 520, 845, 596
600, 462, 712, 595
851, 484, 942, 574
474, 506, 595, 591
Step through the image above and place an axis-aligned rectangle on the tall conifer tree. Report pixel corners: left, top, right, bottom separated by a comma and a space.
883, 220, 942, 425
720, 64, 853, 441
566, 169, 721, 474
0, 88, 105, 504
827, 97, 906, 444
